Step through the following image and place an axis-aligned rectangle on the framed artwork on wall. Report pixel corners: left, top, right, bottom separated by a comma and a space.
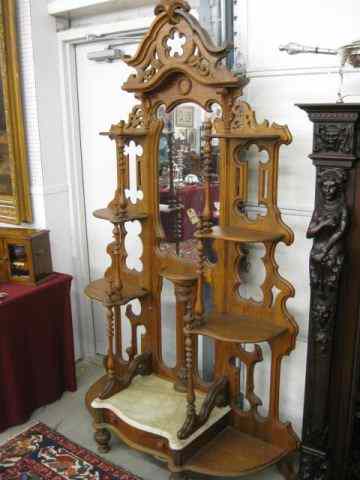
175, 106, 194, 128
0, 0, 32, 224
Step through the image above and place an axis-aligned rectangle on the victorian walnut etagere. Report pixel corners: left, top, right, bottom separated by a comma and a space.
85, 1, 299, 478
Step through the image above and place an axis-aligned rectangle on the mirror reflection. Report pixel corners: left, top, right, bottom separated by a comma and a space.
238, 145, 269, 220
158, 103, 221, 261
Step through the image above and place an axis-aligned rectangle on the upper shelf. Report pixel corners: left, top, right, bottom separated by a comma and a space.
212, 133, 281, 141
160, 270, 198, 284
190, 312, 288, 343
93, 208, 148, 223
85, 278, 148, 306
195, 226, 284, 244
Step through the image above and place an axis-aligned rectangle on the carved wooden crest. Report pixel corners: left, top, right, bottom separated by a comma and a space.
122, 0, 241, 94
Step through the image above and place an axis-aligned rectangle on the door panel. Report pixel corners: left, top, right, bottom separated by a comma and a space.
76, 40, 138, 353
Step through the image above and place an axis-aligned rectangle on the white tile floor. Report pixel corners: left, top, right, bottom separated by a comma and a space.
0, 359, 284, 480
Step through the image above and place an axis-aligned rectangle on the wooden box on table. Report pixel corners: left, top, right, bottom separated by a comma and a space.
0, 227, 53, 285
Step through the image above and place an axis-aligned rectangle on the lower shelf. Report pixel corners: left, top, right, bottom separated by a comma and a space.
186, 427, 285, 477
91, 374, 230, 451
85, 278, 148, 306
190, 312, 288, 343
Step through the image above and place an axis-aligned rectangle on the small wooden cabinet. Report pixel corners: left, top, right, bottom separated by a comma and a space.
0, 228, 53, 285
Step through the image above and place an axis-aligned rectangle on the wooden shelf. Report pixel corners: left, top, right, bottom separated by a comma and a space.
195, 225, 284, 243
100, 128, 148, 138
212, 132, 281, 141
190, 312, 287, 343
85, 278, 148, 306
186, 427, 285, 477
160, 270, 198, 283
93, 208, 148, 223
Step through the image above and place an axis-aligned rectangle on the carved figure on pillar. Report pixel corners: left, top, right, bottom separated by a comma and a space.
307, 168, 349, 293
296, 103, 360, 480
299, 166, 350, 479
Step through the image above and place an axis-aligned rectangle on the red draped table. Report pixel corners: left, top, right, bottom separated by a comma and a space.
0, 273, 77, 432
160, 183, 219, 241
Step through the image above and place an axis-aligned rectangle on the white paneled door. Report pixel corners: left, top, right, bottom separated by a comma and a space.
76, 40, 139, 354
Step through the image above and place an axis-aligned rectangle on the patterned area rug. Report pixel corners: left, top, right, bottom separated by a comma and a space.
0, 423, 141, 480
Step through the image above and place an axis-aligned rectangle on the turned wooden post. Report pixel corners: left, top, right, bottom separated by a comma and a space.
177, 280, 198, 439
100, 305, 121, 400
115, 122, 128, 217
202, 120, 213, 232
194, 217, 205, 328
297, 103, 360, 479
111, 223, 125, 294
173, 279, 191, 392
114, 304, 122, 357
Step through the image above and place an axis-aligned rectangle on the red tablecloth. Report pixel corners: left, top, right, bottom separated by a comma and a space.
0, 273, 77, 432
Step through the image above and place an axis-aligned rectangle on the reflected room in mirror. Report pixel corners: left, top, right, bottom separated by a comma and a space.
157, 103, 221, 262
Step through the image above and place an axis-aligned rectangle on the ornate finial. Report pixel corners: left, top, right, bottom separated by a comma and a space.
154, 0, 191, 23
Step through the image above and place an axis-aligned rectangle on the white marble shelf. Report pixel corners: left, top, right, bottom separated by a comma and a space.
92, 374, 231, 451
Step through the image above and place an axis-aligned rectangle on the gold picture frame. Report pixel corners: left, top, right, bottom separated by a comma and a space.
0, 0, 32, 224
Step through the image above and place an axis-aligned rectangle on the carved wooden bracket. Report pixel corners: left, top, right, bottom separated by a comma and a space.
99, 352, 153, 400
177, 376, 230, 440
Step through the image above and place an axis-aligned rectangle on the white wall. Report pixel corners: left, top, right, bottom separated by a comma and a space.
234, 0, 360, 436
14, 0, 360, 437
14, 0, 81, 356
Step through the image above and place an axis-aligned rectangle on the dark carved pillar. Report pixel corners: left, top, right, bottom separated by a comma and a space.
297, 104, 360, 480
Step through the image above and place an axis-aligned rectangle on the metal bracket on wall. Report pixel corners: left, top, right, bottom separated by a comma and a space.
88, 45, 126, 63
86, 30, 147, 63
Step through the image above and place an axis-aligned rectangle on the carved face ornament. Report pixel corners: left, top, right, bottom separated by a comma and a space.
319, 169, 347, 204
319, 125, 345, 151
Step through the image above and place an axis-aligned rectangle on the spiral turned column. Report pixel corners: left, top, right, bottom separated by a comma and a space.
100, 305, 122, 400
177, 280, 198, 440
201, 120, 213, 233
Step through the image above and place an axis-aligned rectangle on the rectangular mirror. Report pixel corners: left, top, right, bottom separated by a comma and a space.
0, 0, 32, 224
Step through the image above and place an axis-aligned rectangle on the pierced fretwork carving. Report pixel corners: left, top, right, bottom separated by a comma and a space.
228, 343, 263, 410
127, 105, 146, 129
122, 2, 240, 94
125, 301, 147, 362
